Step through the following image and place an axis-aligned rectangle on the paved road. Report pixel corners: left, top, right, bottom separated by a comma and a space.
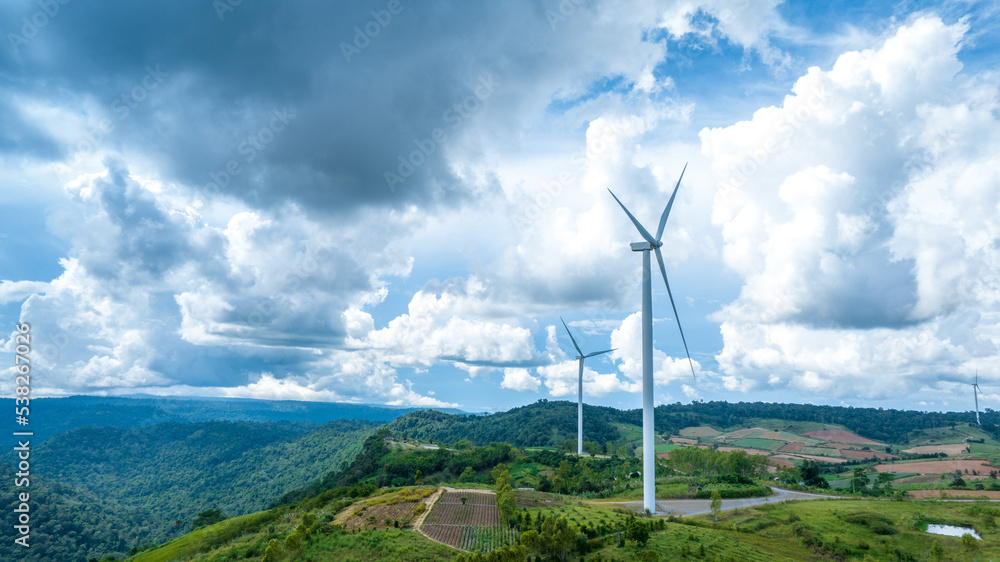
590, 487, 838, 516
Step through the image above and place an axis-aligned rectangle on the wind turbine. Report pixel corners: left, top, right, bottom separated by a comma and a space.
560, 317, 614, 456
973, 370, 982, 425
609, 164, 696, 514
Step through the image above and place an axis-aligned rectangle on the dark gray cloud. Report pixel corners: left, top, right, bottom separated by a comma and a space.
1, 1, 668, 219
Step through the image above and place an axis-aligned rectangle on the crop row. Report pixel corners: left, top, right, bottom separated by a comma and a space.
423, 524, 518, 552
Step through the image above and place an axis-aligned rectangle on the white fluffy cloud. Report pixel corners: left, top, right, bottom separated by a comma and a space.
610, 312, 703, 386
704, 16, 1000, 400
501, 368, 542, 392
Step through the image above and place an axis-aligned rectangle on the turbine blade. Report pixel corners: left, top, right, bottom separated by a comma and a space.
608, 189, 657, 245
655, 247, 696, 379
655, 163, 687, 242
584, 349, 615, 358
560, 317, 584, 356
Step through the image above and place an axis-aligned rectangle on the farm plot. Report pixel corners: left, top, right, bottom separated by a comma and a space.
803, 429, 884, 445
718, 427, 768, 441
903, 444, 968, 455
799, 446, 842, 457
840, 449, 896, 460
732, 438, 784, 451
344, 501, 421, 530
778, 442, 804, 453
875, 459, 995, 474
422, 491, 518, 552
717, 446, 772, 456
679, 426, 721, 437
755, 431, 821, 444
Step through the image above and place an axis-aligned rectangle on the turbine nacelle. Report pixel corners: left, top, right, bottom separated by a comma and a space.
609, 162, 695, 380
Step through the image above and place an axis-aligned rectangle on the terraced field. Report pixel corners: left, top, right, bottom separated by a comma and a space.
421, 491, 518, 553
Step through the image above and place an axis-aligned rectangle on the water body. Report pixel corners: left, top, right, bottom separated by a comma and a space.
926, 524, 982, 539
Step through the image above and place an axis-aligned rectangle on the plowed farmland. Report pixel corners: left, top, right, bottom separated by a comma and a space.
421, 491, 518, 552
803, 429, 884, 445
875, 459, 995, 474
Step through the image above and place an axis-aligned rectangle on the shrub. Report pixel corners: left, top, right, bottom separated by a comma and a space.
842, 512, 896, 535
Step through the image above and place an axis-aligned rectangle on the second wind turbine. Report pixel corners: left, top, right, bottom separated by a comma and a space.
609, 163, 696, 514
560, 317, 614, 456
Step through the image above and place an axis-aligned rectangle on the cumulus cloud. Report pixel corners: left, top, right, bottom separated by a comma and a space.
501, 368, 542, 392
610, 312, 703, 386
705, 15, 1000, 399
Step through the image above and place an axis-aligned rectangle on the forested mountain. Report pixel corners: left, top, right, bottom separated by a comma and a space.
1, 419, 376, 562
389, 400, 627, 448
7, 395, 459, 444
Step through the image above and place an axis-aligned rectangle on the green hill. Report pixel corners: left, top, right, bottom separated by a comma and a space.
0, 419, 376, 561
129, 430, 1000, 562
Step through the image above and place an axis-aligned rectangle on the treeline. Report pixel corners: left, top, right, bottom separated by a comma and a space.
11, 395, 447, 444
387, 399, 992, 449
388, 401, 624, 448
668, 447, 769, 479
652, 401, 991, 444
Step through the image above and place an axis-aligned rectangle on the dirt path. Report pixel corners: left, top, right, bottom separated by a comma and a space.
412, 486, 445, 531
588, 487, 838, 516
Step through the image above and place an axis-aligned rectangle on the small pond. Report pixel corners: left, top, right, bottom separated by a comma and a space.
926, 524, 981, 539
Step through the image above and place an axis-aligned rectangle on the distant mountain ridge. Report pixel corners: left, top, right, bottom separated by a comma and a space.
7, 395, 463, 444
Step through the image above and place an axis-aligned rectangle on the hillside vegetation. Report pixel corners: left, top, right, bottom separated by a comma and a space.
0, 419, 376, 561
130, 421, 1000, 561
8, 398, 1000, 561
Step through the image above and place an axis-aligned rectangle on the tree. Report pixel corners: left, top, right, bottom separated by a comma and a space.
521, 516, 576, 560
414, 469, 423, 485
851, 467, 869, 494
491, 464, 512, 488
873, 472, 894, 496
930, 539, 944, 561
710, 491, 722, 522
261, 538, 281, 562
190, 508, 226, 530
496, 483, 517, 527
626, 518, 650, 546
961, 532, 979, 555
799, 460, 828, 488
459, 466, 475, 482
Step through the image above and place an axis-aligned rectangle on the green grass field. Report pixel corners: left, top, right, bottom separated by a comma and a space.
655, 442, 679, 454
799, 446, 841, 457
731, 438, 785, 451
737, 418, 835, 435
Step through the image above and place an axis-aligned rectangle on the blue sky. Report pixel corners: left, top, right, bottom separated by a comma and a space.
2, 0, 1000, 413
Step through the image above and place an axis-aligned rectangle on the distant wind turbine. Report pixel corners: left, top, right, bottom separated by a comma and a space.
560, 317, 614, 456
973, 370, 983, 425
609, 163, 696, 514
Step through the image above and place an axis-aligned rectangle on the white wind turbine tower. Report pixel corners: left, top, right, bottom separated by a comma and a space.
973, 370, 983, 425
609, 164, 696, 514
560, 317, 614, 456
